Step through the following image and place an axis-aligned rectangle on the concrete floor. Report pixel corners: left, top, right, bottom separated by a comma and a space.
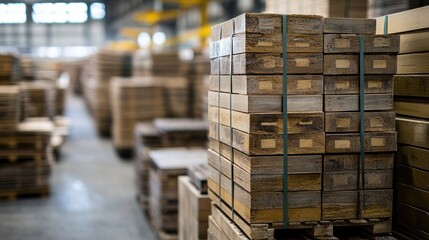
0, 95, 156, 240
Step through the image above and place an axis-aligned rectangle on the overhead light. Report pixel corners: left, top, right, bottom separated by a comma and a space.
153, 32, 166, 45
138, 32, 151, 48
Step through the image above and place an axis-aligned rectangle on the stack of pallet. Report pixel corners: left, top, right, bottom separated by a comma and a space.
110, 77, 166, 157
148, 148, 207, 240
134, 119, 208, 213
20, 56, 35, 80
208, 13, 326, 239
207, 13, 399, 240
178, 165, 210, 240
322, 18, 398, 226
265, 0, 368, 18
0, 86, 20, 132
133, 51, 191, 118
0, 54, 20, 85
376, 6, 429, 239
188, 50, 211, 118
0, 118, 53, 200
84, 50, 133, 136
20, 80, 56, 120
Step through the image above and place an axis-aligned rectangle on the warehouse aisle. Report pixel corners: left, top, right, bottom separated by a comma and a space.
0, 95, 156, 240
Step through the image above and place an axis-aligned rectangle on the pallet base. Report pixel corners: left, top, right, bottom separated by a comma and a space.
0, 187, 50, 201
115, 148, 134, 159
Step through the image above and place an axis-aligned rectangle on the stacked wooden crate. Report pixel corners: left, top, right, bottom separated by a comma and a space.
84, 50, 133, 137
110, 77, 165, 157
178, 165, 210, 240
208, 13, 326, 239
0, 118, 53, 199
188, 50, 211, 118
376, 6, 429, 239
322, 18, 398, 226
0, 86, 20, 132
207, 13, 399, 239
148, 148, 207, 240
19, 80, 56, 120
265, 0, 368, 18
0, 54, 20, 85
134, 119, 208, 214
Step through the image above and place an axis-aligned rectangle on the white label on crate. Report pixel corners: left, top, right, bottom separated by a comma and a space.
337, 118, 351, 128
373, 60, 387, 69
259, 81, 273, 90
299, 139, 313, 148
336, 59, 350, 69
261, 139, 276, 148
295, 58, 309, 67
297, 80, 312, 89
335, 140, 351, 149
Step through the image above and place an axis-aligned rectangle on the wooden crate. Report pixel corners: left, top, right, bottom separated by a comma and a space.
0, 85, 20, 131
178, 176, 210, 240
148, 148, 207, 236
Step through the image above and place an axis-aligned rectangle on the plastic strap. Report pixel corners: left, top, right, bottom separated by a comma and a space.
282, 15, 289, 228
217, 28, 222, 204
384, 16, 389, 36
229, 21, 235, 219
359, 34, 366, 216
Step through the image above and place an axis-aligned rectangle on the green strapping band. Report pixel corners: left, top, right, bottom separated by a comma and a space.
359, 34, 366, 215
282, 15, 289, 228
217, 29, 222, 204
384, 15, 389, 35
229, 23, 235, 219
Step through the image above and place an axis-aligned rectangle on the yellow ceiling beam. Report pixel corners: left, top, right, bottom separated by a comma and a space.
134, 10, 179, 25
160, 0, 208, 8
120, 27, 149, 38
106, 41, 139, 51
165, 24, 211, 46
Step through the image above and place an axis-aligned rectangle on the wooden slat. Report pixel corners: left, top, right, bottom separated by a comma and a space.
394, 98, 429, 119
396, 183, 429, 212
394, 75, 429, 98
396, 145, 429, 172
396, 164, 429, 191
325, 111, 396, 133
324, 75, 393, 94
324, 34, 399, 53
325, 131, 397, 153
396, 202, 429, 233
396, 117, 429, 149
324, 94, 393, 112
399, 31, 429, 54
324, 18, 376, 34
397, 52, 429, 74
375, 6, 429, 34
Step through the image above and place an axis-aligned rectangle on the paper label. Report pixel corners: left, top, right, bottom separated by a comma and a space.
257, 40, 274, 47
261, 122, 278, 127
373, 60, 387, 69
294, 42, 310, 48
299, 139, 313, 148
333, 175, 349, 186
298, 120, 314, 126
374, 37, 390, 47
335, 140, 351, 149
259, 18, 275, 30
295, 58, 310, 67
336, 59, 350, 69
335, 38, 351, 48
261, 139, 276, 148
367, 174, 383, 186
335, 81, 350, 90
371, 137, 386, 147
368, 80, 383, 89
370, 117, 384, 128
259, 81, 273, 90
337, 118, 351, 128
297, 80, 312, 89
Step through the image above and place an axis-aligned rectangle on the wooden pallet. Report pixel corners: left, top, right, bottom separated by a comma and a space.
0, 187, 50, 201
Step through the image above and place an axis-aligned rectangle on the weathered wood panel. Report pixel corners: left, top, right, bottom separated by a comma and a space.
325, 111, 396, 133
396, 145, 429, 172
399, 31, 429, 54
375, 6, 429, 34
324, 34, 399, 53
394, 75, 429, 98
325, 131, 397, 153
324, 54, 396, 75
324, 18, 376, 34
397, 53, 429, 74
396, 117, 429, 149
324, 75, 393, 94
324, 94, 393, 112
396, 164, 429, 191
394, 98, 429, 119
396, 183, 429, 212
396, 202, 429, 233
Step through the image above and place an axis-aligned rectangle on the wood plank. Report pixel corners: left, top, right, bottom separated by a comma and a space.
394, 98, 429, 119
234, 13, 323, 35
397, 52, 429, 74
399, 31, 429, 54
396, 164, 429, 191
396, 145, 429, 172
375, 6, 429, 34
362, 189, 393, 219
396, 183, 429, 212
396, 117, 429, 148
209, 204, 249, 240
324, 94, 393, 112
325, 131, 397, 153
324, 54, 396, 75
208, 91, 323, 113
215, 53, 323, 75
324, 75, 393, 94
324, 153, 394, 172
396, 202, 429, 233
394, 75, 429, 98
324, 18, 376, 34
324, 34, 399, 53
325, 111, 396, 133
323, 170, 393, 191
